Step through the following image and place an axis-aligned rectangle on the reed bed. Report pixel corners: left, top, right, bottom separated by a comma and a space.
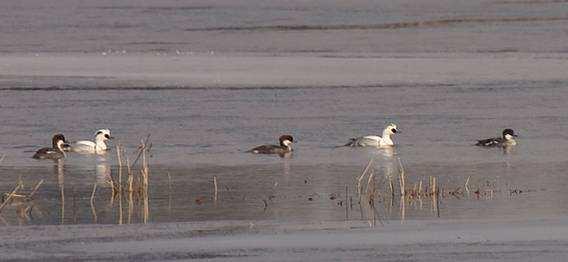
114, 135, 152, 196
88, 135, 154, 224
350, 156, 522, 227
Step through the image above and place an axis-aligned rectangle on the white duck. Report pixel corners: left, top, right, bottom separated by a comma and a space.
70, 129, 113, 154
344, 123, 399, 148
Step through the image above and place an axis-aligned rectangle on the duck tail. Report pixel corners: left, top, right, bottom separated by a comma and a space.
335, 138, 356, 148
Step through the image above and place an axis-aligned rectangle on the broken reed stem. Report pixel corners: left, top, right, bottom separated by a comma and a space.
213, 176, 218, 202
0, 183, 23, 212
128, 134, 151, 171
465, 176, 471, 195
28, 180, 44, 199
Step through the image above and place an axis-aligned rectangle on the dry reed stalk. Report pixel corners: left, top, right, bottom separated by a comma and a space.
368, 173, 381, 228
90, 182, 97, 204
386, 193, 394, 218
0, 214, 8, 226
366, 171, 375, 195
9, 193, 26, 199
141, 138, 150, 224
356, 159, 374, 220
0, 182, 23, 212
357, 159, 374, 195
126, 157, 133, 193
116, 144, 124, 224
28, 180, 44, 199
432, 177, 440, 217
418, 179, 423, 197
90, 182, 98, 223
142, 140, 149, 188
127, 188, 133, 224
118, 190, 123, 225
116, 144, 123, 188
128, 134, 152, 171
434, 177, 438, 196
345, 185, 349, 220
397, 158, 406, 197
213, 176, 218, 202
400, 193, 406, 224
143, 194, 149, 224
464, 176, 471, 195
0, 154, 5, 164
60, 183, 65, 224
389, 177, 394, 199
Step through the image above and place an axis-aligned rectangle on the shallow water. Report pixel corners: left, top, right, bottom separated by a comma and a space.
1, 78, 568, 226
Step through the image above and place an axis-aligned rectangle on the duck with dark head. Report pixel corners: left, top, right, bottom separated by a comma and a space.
475, 129, 518, 147
247, 135, 294, 157
32, 134, 70, 160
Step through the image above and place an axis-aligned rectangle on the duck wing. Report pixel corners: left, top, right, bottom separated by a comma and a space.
246, 144, 280, 154
32, 148, 62, 159
71, 140, 96, 153
344, 136, 381, 147
475, 137, 502, 147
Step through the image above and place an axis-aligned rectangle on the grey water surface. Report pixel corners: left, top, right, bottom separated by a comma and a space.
1, 0, 568, 54
1, 0, 568, 226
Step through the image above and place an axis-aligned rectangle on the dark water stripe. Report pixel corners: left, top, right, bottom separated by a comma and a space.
1, 81, 564, 92
495, 0, 568, 4
0, 83, 457, 92
185, 16, 568, 32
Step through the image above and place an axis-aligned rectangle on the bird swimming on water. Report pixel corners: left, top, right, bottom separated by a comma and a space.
32, 134, 70, 160
69, 129, 113, 154
246, 135, 294, 156
475, 128, 518, 147
344, 123, 399, 148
